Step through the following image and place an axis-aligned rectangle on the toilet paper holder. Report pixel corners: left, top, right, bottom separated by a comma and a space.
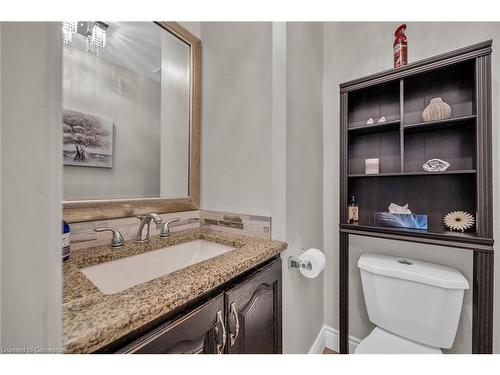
288, 256, 312, 271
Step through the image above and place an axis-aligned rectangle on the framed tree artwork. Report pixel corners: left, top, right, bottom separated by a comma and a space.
63, 109, 114, 168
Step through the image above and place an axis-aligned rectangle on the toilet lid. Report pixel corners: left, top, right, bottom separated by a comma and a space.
354, 327, 442, 354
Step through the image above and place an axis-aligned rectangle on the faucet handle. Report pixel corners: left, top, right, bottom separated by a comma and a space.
94, 227, 125, 248
160, 218, 181, 238
136, 213, 163, 224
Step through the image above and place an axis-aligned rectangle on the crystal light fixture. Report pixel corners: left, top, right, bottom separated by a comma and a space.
61, 21, 108, 56
87, 22, 107, 55
62, 21, 77, 46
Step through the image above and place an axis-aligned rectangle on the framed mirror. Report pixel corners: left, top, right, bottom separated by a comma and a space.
62, 22, 200, 223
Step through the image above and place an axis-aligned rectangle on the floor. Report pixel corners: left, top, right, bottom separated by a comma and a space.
323, 347, 337, 354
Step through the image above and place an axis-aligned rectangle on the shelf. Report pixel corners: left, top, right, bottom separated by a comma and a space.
403, 115, 476, 132
347, 115, 476, 135
348, 170, 476, 178
348, 120, 400, 135
339, 223, 494, 251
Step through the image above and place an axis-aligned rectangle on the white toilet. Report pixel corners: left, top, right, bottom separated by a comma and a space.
355, 253, 470, 354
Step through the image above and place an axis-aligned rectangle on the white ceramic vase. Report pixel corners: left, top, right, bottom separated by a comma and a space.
421, 97, 451, 122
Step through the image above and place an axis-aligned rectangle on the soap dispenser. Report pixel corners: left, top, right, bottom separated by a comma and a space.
62, 220, 70, 261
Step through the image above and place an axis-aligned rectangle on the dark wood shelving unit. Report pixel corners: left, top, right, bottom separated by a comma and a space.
339, 40, 494, 354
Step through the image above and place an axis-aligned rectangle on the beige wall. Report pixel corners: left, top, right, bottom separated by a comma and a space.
323, 22, 500, 353
63, 47, 161, 200
200, 22, 273, 216
282, 22, 325, 353
200, 22, 326, 353
1, 22, 62, 351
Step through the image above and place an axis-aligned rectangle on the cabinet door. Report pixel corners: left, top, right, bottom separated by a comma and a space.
121, 294, 226, 354
225, 258, 282, 354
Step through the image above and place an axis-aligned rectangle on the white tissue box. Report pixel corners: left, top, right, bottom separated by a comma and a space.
365, 158, 380, 174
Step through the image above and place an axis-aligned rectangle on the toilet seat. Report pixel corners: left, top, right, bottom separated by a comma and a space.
354, 327, 442, 354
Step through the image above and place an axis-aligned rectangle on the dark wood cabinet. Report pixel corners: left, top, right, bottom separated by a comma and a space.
119, 294, 225, 354
113, 257, 282, 354
339, 41, 494, 354
225, 258, 282, 354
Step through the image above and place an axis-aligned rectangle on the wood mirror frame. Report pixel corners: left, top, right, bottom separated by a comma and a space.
63, 22, 200, 223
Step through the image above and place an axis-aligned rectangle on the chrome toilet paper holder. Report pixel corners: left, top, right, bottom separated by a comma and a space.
288, 256, 312, 271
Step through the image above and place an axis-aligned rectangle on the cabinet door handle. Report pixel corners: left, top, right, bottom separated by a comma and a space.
215, 310, 226, 354
229, 302, 240, 346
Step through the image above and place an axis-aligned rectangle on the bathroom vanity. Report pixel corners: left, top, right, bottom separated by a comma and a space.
116, 256, 281, 354
63, 230, 286, 354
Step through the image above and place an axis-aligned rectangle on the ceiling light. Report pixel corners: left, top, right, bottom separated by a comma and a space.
62, 21, 77, 46
87, 22, 108, 55
61, 21, 109, 56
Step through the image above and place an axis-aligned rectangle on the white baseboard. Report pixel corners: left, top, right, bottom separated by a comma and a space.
308, 324, 361, 354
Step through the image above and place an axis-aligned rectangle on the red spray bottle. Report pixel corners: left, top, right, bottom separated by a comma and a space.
393, 24, 408, 68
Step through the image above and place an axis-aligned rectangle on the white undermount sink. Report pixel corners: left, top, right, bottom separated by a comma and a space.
81, 240, 234, 295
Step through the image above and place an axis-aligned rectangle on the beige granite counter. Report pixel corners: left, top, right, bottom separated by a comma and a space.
63, 228, 287, 353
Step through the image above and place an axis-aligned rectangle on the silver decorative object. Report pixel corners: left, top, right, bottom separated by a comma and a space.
422, 97, 451, 122
366, 118, 374, 125
377, 116, 386, 123
443, 211, 475, 232
422, 158, 450, 172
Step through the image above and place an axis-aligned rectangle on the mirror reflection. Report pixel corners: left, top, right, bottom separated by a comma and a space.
62, 21, 190, 200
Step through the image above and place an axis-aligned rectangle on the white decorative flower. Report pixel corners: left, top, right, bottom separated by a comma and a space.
443, 211, 475, 232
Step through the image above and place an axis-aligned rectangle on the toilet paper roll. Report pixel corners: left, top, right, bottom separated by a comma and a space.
298, 248, 326, 279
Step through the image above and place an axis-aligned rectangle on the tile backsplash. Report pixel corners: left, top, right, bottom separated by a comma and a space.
200, 210, 271, 240
69, 209, 271, 250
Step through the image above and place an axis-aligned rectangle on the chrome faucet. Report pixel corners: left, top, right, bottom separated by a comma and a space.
135, 213, 163, 243
94, 227, 125, 248
160, 218, 181, 238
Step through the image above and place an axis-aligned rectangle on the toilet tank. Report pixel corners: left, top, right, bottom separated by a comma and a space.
358, 254, 469, 349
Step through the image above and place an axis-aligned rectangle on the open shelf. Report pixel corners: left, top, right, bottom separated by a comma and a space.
348, 120, 400, 135
339, 223, 493, 252
348, 174, 476, 233
404, 123, 476, 172
348, 80, 400, 129
403, 61, 476, 125
342, 222, 478, 237
403, 114, 476, 132
348, 169, 476, 178
348, 130, 400, 175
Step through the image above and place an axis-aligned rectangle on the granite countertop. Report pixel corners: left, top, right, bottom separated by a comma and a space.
62, 228, 287, 353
